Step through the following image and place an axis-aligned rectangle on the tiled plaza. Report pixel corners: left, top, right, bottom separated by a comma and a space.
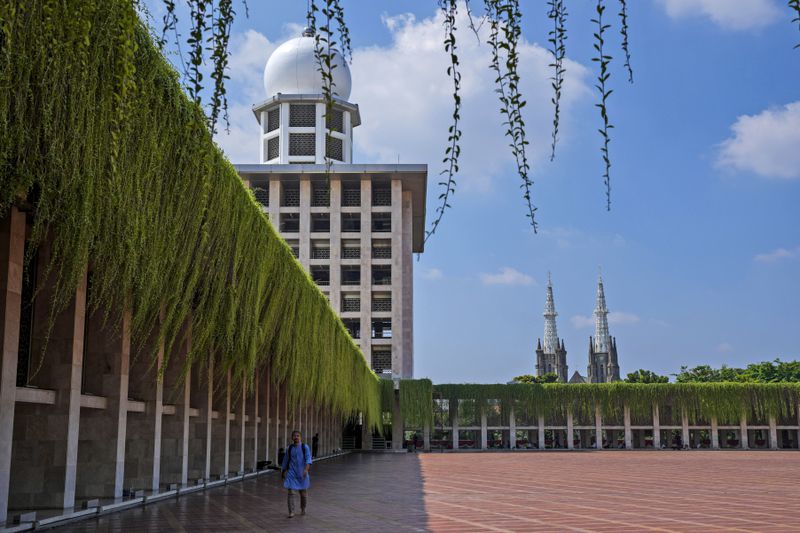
54, 451, 800, 532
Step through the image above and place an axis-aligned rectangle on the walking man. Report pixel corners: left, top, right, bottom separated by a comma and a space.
281, 430, 312, 518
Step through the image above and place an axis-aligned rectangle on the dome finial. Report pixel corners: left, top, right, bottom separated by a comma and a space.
302, 26, 314, 37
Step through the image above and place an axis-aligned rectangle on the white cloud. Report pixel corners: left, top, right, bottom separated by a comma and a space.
350, 7, 590, 192
539, 226, 627, 249
480, 267, 535, 286
717, 342, 733, 353
657, 0, 780, 30
754, 246, 800, 263
571, 311, 641, 329
421, 267, 443, 280
716, 102, 800, 180
213, 30, 277, 163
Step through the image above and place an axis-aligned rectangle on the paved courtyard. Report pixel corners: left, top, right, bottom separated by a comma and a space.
54, 451, 800, 532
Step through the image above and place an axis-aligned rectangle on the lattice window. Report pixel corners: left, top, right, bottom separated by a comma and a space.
328, 109, 344, 133
311, 183, 330, 206
342, 295, 360, 312
280, 213, 299, 233
281, 183, 299, 207
267, 107, 280, 132
342, 185, 360, 206
341, 213, 360, 233
289, 104, 316, 127
289, 133, 316, 157
372, 212, 391, 232
372, 240, 391, 259
267, 136, 280, 160
372, 187, 391, 206
342, 265, 360, 285
372, 294, 391, 313
342, 242, 360, 259
372, 265, 391, 285
311, 213, 330, 233
371, 348, 392, 374
311, 265, 330, 286
253, 187, 269, 207
371, 319, 392, 339
343, 319, 360, 339
326, 136, 343, 161
311, 240, 330, 259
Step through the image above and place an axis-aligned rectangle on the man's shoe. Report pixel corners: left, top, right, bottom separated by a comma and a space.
288, 513, 294, 519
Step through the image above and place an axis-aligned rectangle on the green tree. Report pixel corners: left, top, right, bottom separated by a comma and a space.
512, 373, 559, 384
624, 369, 669, 383
740, 359, 800, 383
674, 364, 745, 383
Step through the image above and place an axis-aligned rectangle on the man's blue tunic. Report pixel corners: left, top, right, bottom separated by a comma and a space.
281, 443, 312, 490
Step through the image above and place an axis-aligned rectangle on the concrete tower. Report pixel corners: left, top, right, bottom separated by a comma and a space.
536, 274, 568, 382
587, 275, 620, 382
236, 27, 427, 379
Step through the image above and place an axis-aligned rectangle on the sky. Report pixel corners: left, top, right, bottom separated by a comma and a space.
150, 0, 800, 383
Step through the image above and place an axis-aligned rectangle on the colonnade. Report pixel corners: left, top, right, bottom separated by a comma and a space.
0, 208, 343, 525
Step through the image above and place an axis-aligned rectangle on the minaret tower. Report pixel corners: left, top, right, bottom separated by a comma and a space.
587, 274, 621, 382
536, 273, 568, 382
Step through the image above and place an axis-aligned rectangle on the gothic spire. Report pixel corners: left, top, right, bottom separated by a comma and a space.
542, 272, 559, 354
593, 274, 610, 353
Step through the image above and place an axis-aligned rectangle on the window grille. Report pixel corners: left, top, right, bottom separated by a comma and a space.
342, 295, 360, 312
286, 240, 300, 258
326, 136, 344, 161
372, 265, 391, 285
267, 107, 280, 132
341, 266, 360, 285
311, 213, 330, 233
371, 348, 392, 374
372, 240, 391, 259
311, 241, 330, 259
328, 109, 344, 133
341, 213, 361, 233
372, 295, 391, 313
342, 243, 360, 259
281, 183, 300, 207
280, 213, 300, 233
289, 133, 316, 157
343, 319, 360, 339
267, 136, 280, 160
311, 266, 330, 286
372, 187, 391, 206
372, 212, 391, 232
253, 187, 269, 207
289, 104, 316, 127
311, 183, 330, 206
342, 185, 360, 206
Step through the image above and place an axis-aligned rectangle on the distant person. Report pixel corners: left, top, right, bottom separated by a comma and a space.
312, 433, 319, 458
281, 430, 312, 518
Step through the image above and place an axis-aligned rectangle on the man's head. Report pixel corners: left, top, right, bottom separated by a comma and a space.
292, 430, 302, 444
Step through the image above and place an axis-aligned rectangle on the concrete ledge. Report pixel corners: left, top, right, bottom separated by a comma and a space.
98, 498, 143, 514
126, 400, 146, 413
162, 404, 176, 415
15, 387, 56, 405
178, 485, 205, 496
188, 407, 199, 417
144, 490, 177, 503
80, 394, 107, 410
34, 508, 98, 529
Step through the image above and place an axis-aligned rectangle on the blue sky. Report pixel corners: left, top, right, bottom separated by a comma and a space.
162, 0, 799, 383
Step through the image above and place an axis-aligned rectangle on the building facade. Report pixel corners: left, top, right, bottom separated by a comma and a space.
236, 29, 427, 379
535, 275, 568, 382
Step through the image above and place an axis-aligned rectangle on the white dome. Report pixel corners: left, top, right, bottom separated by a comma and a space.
263, 30, 352, 100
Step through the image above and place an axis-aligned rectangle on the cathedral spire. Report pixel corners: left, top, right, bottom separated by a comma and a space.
593, 274, 610, 353
542, 272, 559, 354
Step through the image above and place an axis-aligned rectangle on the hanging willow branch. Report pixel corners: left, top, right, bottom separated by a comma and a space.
791, 0, 800, 48
592, 0, 613, 211
618, 0, 633, 83
425, 0, 462, 243
487, 0, 537, 231
547, 0, 567, 162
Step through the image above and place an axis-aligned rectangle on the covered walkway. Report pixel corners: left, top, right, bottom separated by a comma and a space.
52, 451, 800, 532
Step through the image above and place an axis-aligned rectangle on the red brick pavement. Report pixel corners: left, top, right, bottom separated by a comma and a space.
53, 451, 800, 532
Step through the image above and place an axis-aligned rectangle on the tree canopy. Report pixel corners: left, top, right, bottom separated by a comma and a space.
624, 369, 669, 384
674, 360, 800, 383
513, 373, 559, 384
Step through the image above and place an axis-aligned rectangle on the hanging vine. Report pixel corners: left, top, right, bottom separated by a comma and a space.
592, 0, 613, 211
618, 0, 633, 83
547, 0, 567, 162
791, 0, 800, 48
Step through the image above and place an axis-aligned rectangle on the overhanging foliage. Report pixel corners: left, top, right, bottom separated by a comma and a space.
0, 0, 381, 427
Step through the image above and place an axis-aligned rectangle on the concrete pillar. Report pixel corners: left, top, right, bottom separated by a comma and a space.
769, 415, 779, 450
623, 404, 632, 450
204, 356, 213, 480
158, 325, 191, 489
566, 411, 574, 450
274, 382, 281, 464
480, 409, 488, 450
299, 177, 310, 267
358, 177, 372, 365
681, 409, 690, 449
740, 412, 749, 450
595, 404, 603, 449
360, 417, 371, 450
538, 414, 545, 450
711, 417, 719, 449
652, 404, 661, 449
76, 305, 131, 500
450, 398, 459, 450
224, 370, 231, 477
252, 375, 259, 470
238, 380, 246, 474
392, 389, 404, 450
509, 406, 516, 449
423, 421, 431, 451
0, 209, 26, 521
263, 375, 270, 463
